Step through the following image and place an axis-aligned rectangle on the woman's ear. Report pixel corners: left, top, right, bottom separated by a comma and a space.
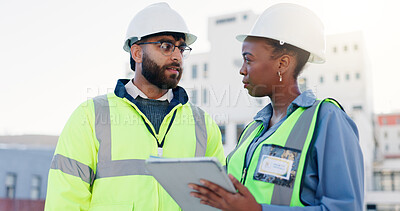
278, 54, 297, 77
278, 55, 290, 72
130, 44, 143, 63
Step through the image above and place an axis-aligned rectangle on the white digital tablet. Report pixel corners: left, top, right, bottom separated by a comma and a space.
145, 157, 236, 211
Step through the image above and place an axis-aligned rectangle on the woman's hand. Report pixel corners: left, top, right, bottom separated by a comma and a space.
189, 174, 261, 211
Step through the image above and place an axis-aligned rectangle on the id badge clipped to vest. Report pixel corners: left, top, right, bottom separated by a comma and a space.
254, 144, 301, 188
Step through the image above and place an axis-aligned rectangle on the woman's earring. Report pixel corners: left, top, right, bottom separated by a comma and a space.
278, 72, 282, 82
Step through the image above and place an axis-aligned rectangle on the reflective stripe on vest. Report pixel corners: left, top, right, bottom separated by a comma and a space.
93, 94, 149, 179
226, 121, 263, 164
50, 154, 95, 185
189, 103, 208, 157
92, 95, 208, 180
93, 94, 112, 163
270, 100, 320, 206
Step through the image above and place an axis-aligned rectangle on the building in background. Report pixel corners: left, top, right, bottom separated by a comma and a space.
0, 135, 56, 211
179, 10, 266, 154
375, 113, 400, 158
367, 113, 400, 210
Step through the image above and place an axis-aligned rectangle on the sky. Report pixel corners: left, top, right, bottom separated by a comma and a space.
1, 0, 400, 135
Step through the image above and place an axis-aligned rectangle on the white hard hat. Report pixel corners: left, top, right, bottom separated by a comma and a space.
236, 3, 326, 63
123, 2, 197, 52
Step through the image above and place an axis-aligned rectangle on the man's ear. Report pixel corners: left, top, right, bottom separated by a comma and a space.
130, 44, 143, 63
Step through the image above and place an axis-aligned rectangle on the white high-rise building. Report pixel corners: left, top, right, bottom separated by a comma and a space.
180, 11, 266, 154
299, 31, 376, 197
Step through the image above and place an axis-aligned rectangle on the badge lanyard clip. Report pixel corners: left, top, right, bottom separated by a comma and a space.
158, 147, 163, 157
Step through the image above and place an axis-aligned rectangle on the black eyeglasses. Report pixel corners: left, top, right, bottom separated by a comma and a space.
137, 41, 192, 59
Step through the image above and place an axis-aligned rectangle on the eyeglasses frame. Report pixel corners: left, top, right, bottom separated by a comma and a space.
136, 41, 192, 59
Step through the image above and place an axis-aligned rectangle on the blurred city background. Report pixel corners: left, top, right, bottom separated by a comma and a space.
1, 0, 400, 210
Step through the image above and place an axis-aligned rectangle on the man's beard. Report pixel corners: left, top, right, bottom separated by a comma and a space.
141, 53, 182, 90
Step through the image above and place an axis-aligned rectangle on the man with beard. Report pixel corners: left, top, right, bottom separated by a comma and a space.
44, 3, 225, 211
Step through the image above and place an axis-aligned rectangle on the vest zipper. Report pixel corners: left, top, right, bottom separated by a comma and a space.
240, 167, 247, 183
240, 134, 252, 185
240, 125, 265, 185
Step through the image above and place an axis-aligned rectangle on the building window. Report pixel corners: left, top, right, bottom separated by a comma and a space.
203, 88, 208, 105
236, 124, 245, 143
374, 171, 400, 191
374, 172, 382, 190
394, 172, 400, 191
366, 204, 377, 210
216, 17, 236, 24
344, 45, 348, 51
353, 105, 363, 111
333, 46, 337, 53
219, 125, 226, 144
335, 74, 339, 82
381, 171, 392, 191
203, 63, 208, 78
396, 118, 400, 124
299, 78, 307, 91
345, 73, 350, 81
385, 144, 389, 152
5, 173, 17, 199
191, 90, 197, 104
384, 131, 388, 139
192, 65, 197, 79
243, 14, 248, 20
382, 118, 387, 125
319, 76, 324, 83
355, 72, 361, 79
375, 171, 400, 191
354, 44, 358, 50
31, 175, 41, 200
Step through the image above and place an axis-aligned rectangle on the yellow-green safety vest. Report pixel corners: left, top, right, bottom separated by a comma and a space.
45, 84, 225, 211
227, 99, 340, 207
